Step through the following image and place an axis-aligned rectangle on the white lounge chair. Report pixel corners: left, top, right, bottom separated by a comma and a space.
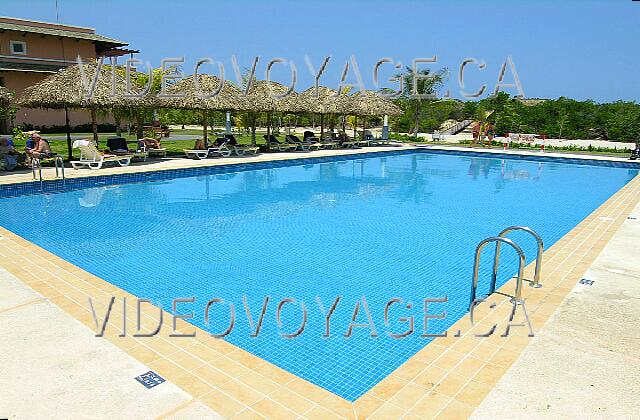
184, 143, 232, 159
147, 147, 167, 157
71, 140, 132, 170
184, 149, 210, 159
210, 142, 232, 157
230, 145, 259, 156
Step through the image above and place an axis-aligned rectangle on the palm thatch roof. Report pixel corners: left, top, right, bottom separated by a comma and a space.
350, 91, 403, 116
298, 86, 353, 115
16, 63, 143, 109
243, 80, 299, 113
159, 74, 247, 111
0, 86, 13, 106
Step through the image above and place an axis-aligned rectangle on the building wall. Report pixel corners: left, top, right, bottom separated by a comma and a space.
1, 72, 114, 129
0, 29, 107, 131
0, 30, 97, 63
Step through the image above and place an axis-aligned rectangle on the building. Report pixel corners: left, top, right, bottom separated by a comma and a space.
0, 16, 136, 133
516, 98, 548, 106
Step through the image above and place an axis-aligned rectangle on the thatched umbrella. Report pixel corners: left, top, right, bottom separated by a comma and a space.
351, 91, 403, 117
299, 86, 352, 141
349, 91, 403, 139
0, 86, 13, 107
17, 63, 137, 158
159, 74, 247, 145
243, 80, 299, 146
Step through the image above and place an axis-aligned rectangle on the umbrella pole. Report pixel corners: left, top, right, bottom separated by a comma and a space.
267, 112, 271, 138
250, 113, 257, 146
64, 106, 72, 161
353, 116, 358, 139
362, 116, 366, 141
320, 114, 324, 141
91, 108, 98, 146
266, 112, 272, 151
202, 110, 208, 147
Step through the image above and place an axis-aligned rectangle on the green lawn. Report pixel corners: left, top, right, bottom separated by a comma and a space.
12, 129, 631, 160
13, 130, 268, 159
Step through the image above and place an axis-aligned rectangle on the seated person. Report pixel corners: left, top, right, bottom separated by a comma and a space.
303, 131, 317, 142
337, 132, 350, 143
193, 139, 206, 150
214, 137, 228, 147
139, 137, 161, 149
27, 133, 53, 159
0, 137, 19, 171
224, 134, 239, 145
25, 130, 39, 151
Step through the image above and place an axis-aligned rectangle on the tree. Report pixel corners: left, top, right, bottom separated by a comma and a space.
397, 66, 448, 136
557, 110, 569, 139
113, 66, 170, 139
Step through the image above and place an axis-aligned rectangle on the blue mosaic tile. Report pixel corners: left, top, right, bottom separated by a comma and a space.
0, 150, 637, 400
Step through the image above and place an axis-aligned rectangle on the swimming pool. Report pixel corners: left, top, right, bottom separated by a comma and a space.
0, 150, 637, 400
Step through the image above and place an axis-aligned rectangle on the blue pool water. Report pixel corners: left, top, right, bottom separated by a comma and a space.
0, 151, 637, 400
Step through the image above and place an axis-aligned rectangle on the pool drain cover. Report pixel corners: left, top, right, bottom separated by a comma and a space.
135, 371, 165, 389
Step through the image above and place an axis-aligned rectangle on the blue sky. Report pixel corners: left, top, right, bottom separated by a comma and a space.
5, 0, 640, 102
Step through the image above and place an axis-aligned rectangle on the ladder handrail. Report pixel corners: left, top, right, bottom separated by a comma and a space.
492, 226, 543, 289
31, 156, 66, 190
54, 156, 66, 182
31, 158, 43, 189
470, 237, 525, 309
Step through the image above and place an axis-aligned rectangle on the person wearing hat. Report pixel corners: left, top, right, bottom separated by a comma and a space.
0, 136, 19, 170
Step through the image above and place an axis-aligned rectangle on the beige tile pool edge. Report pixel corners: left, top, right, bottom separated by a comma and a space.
0, 171, 638, 419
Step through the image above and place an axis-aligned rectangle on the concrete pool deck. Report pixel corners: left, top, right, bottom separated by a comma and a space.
473, 202, 640, 418
0, 267, 221, 419
1, 145, 639, 419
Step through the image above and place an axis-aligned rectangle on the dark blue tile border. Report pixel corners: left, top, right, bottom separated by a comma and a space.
1, 148, 638, 199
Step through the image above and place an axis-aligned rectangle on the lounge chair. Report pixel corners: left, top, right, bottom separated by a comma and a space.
285, 134, 323, 151
372, 133, 392, 145
137, 137, 168, 157
209, 139, 232, 157
264, 134, 298, 152
147, 147, 167, 157
106, 136, 148, 161
337, 134, 359, 148
303, 131, 318, 143
304, 131, 335, 149
358, 132, 376, 147
183, 149, 210, 159
71, 140, 132, 170
224, 135, 260, 156
184, 141, 232, 159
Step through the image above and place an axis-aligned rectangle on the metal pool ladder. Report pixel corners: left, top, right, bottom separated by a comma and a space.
32, 156, 65, 189
494, 226, 544, 289
469, 226, 544, 309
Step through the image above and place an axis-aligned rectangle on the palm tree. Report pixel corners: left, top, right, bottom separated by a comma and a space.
398, 66, 448, 137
